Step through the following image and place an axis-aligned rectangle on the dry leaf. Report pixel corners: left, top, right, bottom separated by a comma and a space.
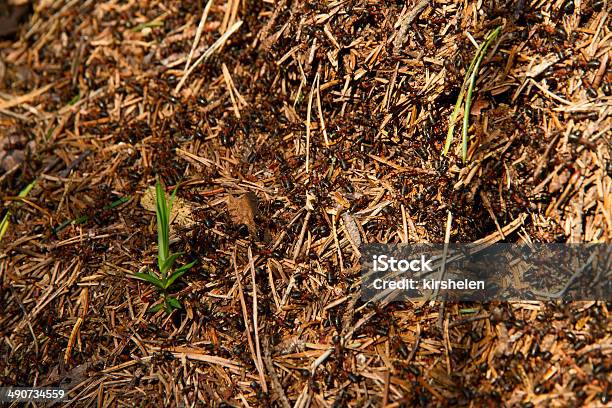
494, 323, 511, 357
140, 186, 195, 229
306, 191, 317, 211
549, 170, 570, 193
341, 212, 362, 247
0, 135, 35, 172
227, 192, 258, 234
0, 4, 29, 37
470, 97, 490, 116
333, 191, 350, 209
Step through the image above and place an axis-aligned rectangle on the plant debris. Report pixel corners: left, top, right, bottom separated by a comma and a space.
227, 192, 258, 236
0, 0, 610, 406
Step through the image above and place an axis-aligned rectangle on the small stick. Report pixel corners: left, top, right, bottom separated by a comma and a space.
231, 250, 259, 387
393, 0, 429, 50
222, 63, 241, 118
443, 317, 452, 374
248, 247, 268, 393
180, 0, 214, 85
64, 317, 83, 364
479, 190, 505, 239
175, 20, 243, 93
262, 340, 291, 408
330, 209, 344, 274
315, 73, 329, 146
306, 73, 317, 173
382, 371, 391, 407
405, 323, 421, 364
532, 134, 560, 181
592, 53, 608, 89
0, 82, 55, 110
431, 211, 453, 305
400, 204, 409, 243
292, 211, 311, 260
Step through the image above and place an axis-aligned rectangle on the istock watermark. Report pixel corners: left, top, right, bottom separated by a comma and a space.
372, 254, 433, 272
361, 244, 612, 302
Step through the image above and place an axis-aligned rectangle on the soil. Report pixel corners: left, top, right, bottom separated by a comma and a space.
1, 0, 610, 406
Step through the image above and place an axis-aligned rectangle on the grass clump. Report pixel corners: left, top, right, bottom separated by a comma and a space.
133, 180, 194, 314
443, 26, 502, 163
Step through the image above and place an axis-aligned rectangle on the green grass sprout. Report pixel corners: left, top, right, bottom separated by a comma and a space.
68, 93, 81, 106
132, 180, 195, 314
132, 20, 164, 32
443, 26, 502, 163
0, 180, 36, 243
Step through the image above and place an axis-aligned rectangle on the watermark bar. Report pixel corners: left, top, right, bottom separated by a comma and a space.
0, 387, 68, 403
361, 244, 611, 302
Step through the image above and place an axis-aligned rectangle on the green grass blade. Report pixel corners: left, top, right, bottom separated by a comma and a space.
443, 56, 480, 156
461, 26, 502, 162
169, 184, 178, 216
163, 261, 195, 289
68, 93, 81, 106
0, 180, 36, 243
133, 271, 165, 289
18, 181, 36, 198
0, 212, 9, 242
132, 20, 164, 32
462, 72, 477, 162
166, 297, 182, 310
443, 26, 502, 160
159, 252, 182, 275
105, 196, 131, 210
149, 303, 165, 313
443, 94, 467, 156
155, 180, 170, 273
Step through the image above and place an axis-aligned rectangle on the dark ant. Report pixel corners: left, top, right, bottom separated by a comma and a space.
514, 0, 528, 20
528, 192, 551, 203
347, 373, 360, 383
587, 59, 601, 69
236, 224, 249, 237
592, 0, 604, 12
586, 87, 598, 98
220, 128, 234, 147
562, 0, 575, 14
326, 269, 336, 284
166, 74, 178, 86
396, 339, 409, 359
413, 25, 425, 44
338, 157, 349, 171
281, 177, 294, 191
151, 350, 175, 365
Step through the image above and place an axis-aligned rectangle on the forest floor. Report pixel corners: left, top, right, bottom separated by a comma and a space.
0, 0, 611, 406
